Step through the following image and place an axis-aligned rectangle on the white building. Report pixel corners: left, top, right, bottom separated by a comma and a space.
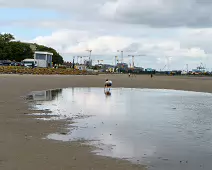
34, 51, 53, 68
75, 64, 87, 70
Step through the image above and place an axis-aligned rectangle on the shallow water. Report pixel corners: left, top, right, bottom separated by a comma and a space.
27, 88, 212, 170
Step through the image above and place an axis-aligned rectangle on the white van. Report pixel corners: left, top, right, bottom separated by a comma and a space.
22, 59, 37, 68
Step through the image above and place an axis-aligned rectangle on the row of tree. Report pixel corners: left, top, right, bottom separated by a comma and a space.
0, 33, 63, 64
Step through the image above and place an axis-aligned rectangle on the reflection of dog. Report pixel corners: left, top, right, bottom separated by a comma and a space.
105, 91, 111, 96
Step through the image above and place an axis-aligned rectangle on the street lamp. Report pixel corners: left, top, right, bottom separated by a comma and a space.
166, 56, 172, 71
86, 49, 92, 61
72, 56, 75, 69
117, 50, 123, 63
186, 64, 188, 73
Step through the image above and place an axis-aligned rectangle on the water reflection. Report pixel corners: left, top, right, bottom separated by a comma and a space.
26, 89, 62, 101
105, 91, 111, 96
27, 88, 212, 170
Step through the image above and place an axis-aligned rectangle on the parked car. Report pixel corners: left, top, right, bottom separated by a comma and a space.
15, 62, 24, 66
10, 62, 16, 66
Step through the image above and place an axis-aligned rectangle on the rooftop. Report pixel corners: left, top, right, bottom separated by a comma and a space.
34, 51, 53, 55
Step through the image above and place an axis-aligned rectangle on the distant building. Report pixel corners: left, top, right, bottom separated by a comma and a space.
75, 64, 87, 70
145, 68, 155, 72
116, 63, 128, 69
116, 63, 128, 72
129, 67, 144, 73
63, 61, 72, 67
84, 60, 92, 67
101, 64, 115, 72
34, 51, 53, 68
171, 70, 182, 75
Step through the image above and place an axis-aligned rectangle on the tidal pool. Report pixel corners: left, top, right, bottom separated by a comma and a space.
27, 88, 212, 170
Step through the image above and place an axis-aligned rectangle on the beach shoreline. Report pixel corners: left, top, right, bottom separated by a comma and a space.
1, 74, 212, 170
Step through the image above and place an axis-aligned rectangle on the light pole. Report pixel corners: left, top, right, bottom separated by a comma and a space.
77, 56, 79, 64
117, 50, 124, 63
186, 64, 188, 73
86, 49, 92, 61
72, 56, 75, 69
166, 56, 171, 71
115, 56, 118, 66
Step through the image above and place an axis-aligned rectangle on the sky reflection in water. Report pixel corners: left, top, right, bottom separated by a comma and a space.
28, 88, 212, 170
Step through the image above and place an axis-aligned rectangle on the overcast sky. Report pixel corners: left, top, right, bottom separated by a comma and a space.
1, 0, 212, 70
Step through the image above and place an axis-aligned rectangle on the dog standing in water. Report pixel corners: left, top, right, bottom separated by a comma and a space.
104, 79, 112, 95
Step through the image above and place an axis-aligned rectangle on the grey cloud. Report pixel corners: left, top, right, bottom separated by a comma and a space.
1, 0, 211, 70
100, 0, 212, 28
2, 0, 212, 28
0, 0, 108, 19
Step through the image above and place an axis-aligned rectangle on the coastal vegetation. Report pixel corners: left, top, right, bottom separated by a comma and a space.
0, 66, 91, 75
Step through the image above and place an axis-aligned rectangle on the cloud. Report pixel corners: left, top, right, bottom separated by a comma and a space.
31, 29, 133, 55
100, 0, 212, 27
1, 0, 212, 28
1, 0, 212, 70
29, 28, 210, 70
180, 28, 212, 54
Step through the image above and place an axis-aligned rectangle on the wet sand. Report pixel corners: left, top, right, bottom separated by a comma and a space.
1, 74, 212, 170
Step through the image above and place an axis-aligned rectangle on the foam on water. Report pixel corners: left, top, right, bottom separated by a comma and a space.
27, 88, 212, 170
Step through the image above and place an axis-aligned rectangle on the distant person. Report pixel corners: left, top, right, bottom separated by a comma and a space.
32, 62, 35, 69
151, 73, 153, 78
128, 73, 131, 77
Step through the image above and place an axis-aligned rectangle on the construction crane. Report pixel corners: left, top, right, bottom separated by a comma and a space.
197, 62, 206, 73
86, 49, 92, 61
166, 56, 172, 71
161, 65, 167, 71
128, 55, 143, 68
117, 50, 134, 63
197, 62, 205, 70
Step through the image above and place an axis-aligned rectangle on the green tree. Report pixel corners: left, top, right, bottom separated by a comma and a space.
35, 44, 64, 64
0, 33, 63, 64
0, 33, 33, 61
0, 33, 15, 43
9, 41, 34, 61
0, 33, 14, 60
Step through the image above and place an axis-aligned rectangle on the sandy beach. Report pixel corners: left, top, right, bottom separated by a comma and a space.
1, 74, 212, 170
